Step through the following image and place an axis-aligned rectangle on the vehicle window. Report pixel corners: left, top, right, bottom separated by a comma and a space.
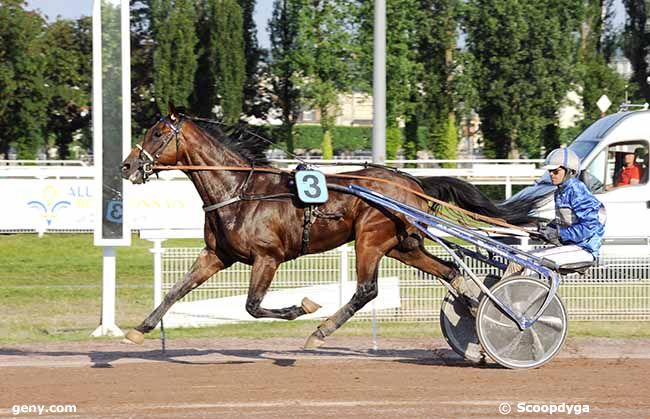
569, 141, 598, 160
599, 142, 649, 191
582, 149, 606, 193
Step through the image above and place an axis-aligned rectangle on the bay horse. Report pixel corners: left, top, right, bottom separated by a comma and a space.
121, 103, 538, 348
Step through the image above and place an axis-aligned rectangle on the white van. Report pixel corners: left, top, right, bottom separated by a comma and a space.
506, 108, 650, 244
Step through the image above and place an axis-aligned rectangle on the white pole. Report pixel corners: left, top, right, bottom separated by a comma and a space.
151, 239, 165, 310
339, 244, 349, 307
505, 176, 512, 199
372, 0, 386, 164
91, 0, 102, 182
371, 300, 378, 351
92, 246, 123, 336
121, 0, 131, 161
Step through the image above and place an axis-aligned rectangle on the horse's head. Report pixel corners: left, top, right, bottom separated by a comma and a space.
122, 103, 184, 184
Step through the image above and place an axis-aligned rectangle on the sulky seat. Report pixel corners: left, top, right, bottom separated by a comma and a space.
558, 261, 594, 275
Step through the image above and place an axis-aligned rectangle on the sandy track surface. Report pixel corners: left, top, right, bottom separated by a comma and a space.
1, 337, 649, 418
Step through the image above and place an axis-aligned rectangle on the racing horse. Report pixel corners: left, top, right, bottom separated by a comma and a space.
121, 103, 538, 348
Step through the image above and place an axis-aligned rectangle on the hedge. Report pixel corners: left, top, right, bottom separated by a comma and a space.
268, 124, 429, 153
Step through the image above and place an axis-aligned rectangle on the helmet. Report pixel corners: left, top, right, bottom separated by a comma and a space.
543, 148, 581, 172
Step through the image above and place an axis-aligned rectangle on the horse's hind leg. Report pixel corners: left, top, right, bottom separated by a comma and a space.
386, 244, 477, 304
386, 243, 460, 283
304, 242, 383, 349
245, 255, 322, 320
124, 248, 228, 344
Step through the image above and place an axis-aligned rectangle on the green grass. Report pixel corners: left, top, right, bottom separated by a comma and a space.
0, 233, 202, 344
1, 233, 649, 344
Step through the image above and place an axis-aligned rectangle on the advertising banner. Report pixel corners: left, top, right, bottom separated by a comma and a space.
0, 178, 204, 232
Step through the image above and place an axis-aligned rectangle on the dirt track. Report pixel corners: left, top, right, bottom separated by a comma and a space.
1, 337, 649, 418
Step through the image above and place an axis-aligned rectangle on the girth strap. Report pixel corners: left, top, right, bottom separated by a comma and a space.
202, 193, 296, 213
203, 196, 242, 212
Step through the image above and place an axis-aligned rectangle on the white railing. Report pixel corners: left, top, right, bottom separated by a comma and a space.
0, 166, 94, 179
150, 242, 650, 326
0, 159, 89, 166
0, 158, 544, 197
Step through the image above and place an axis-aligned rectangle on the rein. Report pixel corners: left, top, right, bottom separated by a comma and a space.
152, 164, 530, 235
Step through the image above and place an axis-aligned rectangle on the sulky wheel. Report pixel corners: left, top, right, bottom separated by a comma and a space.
475, 276, 567, 369
440, 275, 499, 363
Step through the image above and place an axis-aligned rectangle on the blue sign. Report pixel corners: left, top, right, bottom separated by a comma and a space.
105, 199, 123, 223
296, 170, 328, 204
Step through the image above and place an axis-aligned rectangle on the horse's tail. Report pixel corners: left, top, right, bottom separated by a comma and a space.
419, 176, 540, 225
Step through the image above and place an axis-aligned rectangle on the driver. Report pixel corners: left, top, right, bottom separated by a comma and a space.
615, 150, 643, 186
452, 148, 606, 304
526, 148, 606, 270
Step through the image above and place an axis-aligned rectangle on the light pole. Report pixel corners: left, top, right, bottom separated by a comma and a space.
372, 0, 386, 164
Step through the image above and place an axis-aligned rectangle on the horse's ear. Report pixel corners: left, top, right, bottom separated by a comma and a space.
168, 101, 179, 121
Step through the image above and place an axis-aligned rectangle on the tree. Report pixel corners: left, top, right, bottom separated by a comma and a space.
268, 0, 304, 152
130, 0, 158, 140
238, 0, 269, 120
577, 0, 626, 125
464, 0, 582, 158
293, 0, 358, 159
418, 0, 461, 163
623, 0, 650, 103
0, 0, 48, 159
529, 1, 583, 153
192, 0, 245, 122
43, 18, 92, 158
150, 0, 198, 110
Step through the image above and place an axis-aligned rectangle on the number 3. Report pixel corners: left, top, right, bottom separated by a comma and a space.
296, 171, 328, 203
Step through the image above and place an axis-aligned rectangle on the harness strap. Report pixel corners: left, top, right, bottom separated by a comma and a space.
300, 205, 312, 256
203, 196, 242, 212
203, 193, 296, 213
135, 144, 155, 162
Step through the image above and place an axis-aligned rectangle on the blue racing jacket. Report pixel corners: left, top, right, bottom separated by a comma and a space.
553, 177, 606, 258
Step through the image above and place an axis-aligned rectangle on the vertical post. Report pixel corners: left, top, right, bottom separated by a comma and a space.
92, 247, 123, 336
339, 244, 349, 306
150, 239, 166, 310
91, 0, 131, 337
372, 0, 386, 164
121, 0, 131, 150
371, 300, 378, 351
505, 176, 512, 199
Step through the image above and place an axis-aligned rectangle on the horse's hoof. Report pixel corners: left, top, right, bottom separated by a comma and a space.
301, 297, 321, 314
124, 329, 145, 345
303, 334, 325, 350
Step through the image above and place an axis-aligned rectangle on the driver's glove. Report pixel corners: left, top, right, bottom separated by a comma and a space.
539, 224, 562, 246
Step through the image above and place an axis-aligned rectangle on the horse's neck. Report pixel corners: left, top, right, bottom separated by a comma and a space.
181, 131, 248, 206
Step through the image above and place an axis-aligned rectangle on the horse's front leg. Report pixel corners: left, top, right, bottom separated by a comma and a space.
245, 256, 321, 320
124, 248, 228, 344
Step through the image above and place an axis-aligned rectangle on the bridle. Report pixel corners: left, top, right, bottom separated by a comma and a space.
135, 116, 182, 180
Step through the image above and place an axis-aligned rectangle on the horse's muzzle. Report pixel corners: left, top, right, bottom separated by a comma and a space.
121, 159, 147, 184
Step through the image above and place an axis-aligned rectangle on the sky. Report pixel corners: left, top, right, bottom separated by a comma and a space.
24, 0, 626, 51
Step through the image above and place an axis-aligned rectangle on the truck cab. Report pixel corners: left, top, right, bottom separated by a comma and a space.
506, 108, 650, 244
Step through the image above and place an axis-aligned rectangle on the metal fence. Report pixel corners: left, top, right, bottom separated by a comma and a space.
160, 245, 650, 323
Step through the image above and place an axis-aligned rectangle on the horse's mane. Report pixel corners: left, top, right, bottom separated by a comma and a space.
184, 115, 271, 167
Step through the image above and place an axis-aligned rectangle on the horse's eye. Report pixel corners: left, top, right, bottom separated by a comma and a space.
154, 131, 162, 138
